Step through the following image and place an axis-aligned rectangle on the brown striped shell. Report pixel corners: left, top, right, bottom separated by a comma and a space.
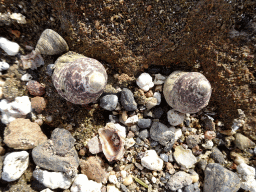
163, 71, 211, 114
52, 51, 107, 105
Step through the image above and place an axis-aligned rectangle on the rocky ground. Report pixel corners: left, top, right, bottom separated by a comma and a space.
0, 0, 256, 192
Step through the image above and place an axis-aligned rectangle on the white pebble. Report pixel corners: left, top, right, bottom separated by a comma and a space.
109, 175, 118, 184
240, 180, 256, 192
153, 73, 166, 85
141, 150, 163, 171
237, 163, 255, 181
125, 138, 135, 149
121, 170, 127, 179
10, 13, 26, 24
21, 73, 33, 81
0, 96, 32, 124
202, 140, 214, 149
136, 73, 154, 92
0, 61, 10, 71
40, 189, 54, 192
125, 115, 138, 125
70, 174, 102, 192
2, 151, 29, 182
0, 37, 20, 56
33, 169, 72, 190
153, 92, 161, 105
151, 177, 157, 183
167, 109, 185, 126
107, 184, 120, 192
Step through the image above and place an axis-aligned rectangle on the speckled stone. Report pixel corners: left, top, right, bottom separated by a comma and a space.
100, 94, 118, 111
26, 80, 46, 96
137, 118, 152, 129
210, 147, 225, 165
120, 88, 137, 111
186, 135, 200, 148
167, 171, 193, 191
31, 96, 47, 113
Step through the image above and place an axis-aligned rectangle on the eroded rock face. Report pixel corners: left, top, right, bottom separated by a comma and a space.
4, 118, 47, 150
32, 128, 79, 178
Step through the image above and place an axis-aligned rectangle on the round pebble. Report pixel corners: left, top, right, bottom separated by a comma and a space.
138, 118, 152, 129
31, 96, 47, 113
167, 109, 185, 126
100, 94, 118, 111
123, 175, 133, 186
136, 73, 154, 92
0, 61, 10, 71
160, 153, 169, 162
26, 80, 46, 96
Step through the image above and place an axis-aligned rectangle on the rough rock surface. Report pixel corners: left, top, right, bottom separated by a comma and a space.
4, 118, 47, 149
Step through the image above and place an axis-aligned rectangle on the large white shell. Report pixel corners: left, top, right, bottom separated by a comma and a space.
36, 29, 69, 55
98, 123, 126, 162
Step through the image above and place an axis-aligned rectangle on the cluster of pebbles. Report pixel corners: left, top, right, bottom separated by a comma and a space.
0, 27, 256, 192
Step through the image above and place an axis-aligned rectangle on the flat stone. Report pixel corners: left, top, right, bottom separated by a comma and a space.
80, 156, 107, 183
137, 118, 152, 129
100, 94, 118, 111
210, 147, 225, 164
235, 133, 255, 150
120, 88, 137, 111
141, 150, 163, 171
167, 109, 185, 126
139, 129, 149, 140
167, 171, 193, 191
87, 136, 102, 154
4, 118, 47, 149
203, 163, 240, 192
145, 97, 158, 110
186, 135, 200, 148
173, 145, 197, 169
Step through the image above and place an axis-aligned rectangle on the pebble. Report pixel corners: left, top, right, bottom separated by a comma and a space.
150, 122, 175, 150
152, 107, 164, 119
21, 73, 33, 81
202, 140, 214, 149
109, 175, 118, 184
173, 145, 197, 169
125, 115, 138, 125
26, 80, 46, 96
0, 61, 9, 71
0, 96, 32, 124
139, 129, 149, 140
137, 118, 152, 129
32, 128, 79, 177
70, 174, 102, 192
120, 184, 129, 192
202, 115, 215, 130
31, 96, 47, 113
237, 163, 256, 192
153, 92, 161, 105
186, 135, 200, 148
204, 131, 216, 140
40, 189, 54, 192
210, 147, 225, 164
9, 13, 26, 24
46, 64, 55, 76
141, 150, 163, 171
145, 97, 158, 110
87, 136, 103, 154
166, 162, 175, 174
100, 94, 118, 111
166, 171, 193, 191
0, 37, 19, 55
203, 163, 240, 191
120, 88, 137, 111
109, 114, 119, 123
125, 138, 135, 149
160, 153, 169, 162
153, 73, 166, 85
33, 168, 72, 189
235, 133, 256, 150
80, 156, 107, 183
2, 151, 29, 182
136, 73, 154, 91
167, 109, 185, 126
107, 184, 120, 192
4, 118, 47, 149
184, 183, 200, 192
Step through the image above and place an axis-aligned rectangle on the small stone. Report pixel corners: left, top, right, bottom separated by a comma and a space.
31, 96, 47, 113
109, 175, 118, 184
166, 162, 175, 174
46, 64, 55, 76
202, 115, 215, 130
203, 163, 240, 192
87, 136, 102, 154
139, 129, 149, 140
0, 61, 9, 71
145, 97, 158, 110
120, 184, 129, 192
153, 73, 166, 85
173, 145, 197, 169
167, 109, 185, 126
145, 90, 153, 97
100, 94, 118, 111
109, 115, 119, 123
70, 174, 102, 192
141, 150, 163, 171
152, 107, 164, 119
0, 37, 19, 55
186, 135, 200, 148
21, 73, 33, 81
237, 163, 255, 181
153, 92, 161, 105
120, 88, 137, 111
107, 184, 120, 192
160, 153, 169, 162
138, 118, 152, 129
121, 170, 127, 178
2, 151, 29, 182
125, 115, 138, 125
136, 73, 154, 91
80, 156, 107, 183
204, 131, 216, 140
10, 13, 26, 24
4, 118, 47, 149
26, 80, 46, 96
167, 171, 193, 191
125, 138, 135, 149
33, 169, 72, 189
210, 147, 225, 164
235, 133, 256, 150
202, 140, 214, 149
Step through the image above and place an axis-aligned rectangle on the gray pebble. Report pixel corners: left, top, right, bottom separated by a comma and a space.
139, 129, 149, 140
235, 133, 256, 150
120, 88, 137, 111
168, 152, 174, 162
184, 183, 200, 192
153, 107, 164, 119
150, 141, 159, 147
197, 159, 207, 171
203, 163, 240, 192
167, 171, 193, 191
160, 153, 169, 162
137, 118, 152, 129
136, 137, 142, 144
120, 184, 129, 192
186, 135, 200, 148
210, 147, 225, 164
100, 94, 118, 111
130, 125, 139, 133
46, 64, 55, 76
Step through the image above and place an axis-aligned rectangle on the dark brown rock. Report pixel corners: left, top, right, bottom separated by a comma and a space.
26, 80, 45, 96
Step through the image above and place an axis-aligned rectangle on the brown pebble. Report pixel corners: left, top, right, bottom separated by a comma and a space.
26, 80, 45, 96
147, 5, 152, 12
204, 131, 216, 140
31, 96, 47, 113
79, 148, 86, 156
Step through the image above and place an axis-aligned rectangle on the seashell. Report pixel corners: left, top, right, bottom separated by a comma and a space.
35, 29, 69, 55
98, 123, 126, 162
163, 71, 211, 114
52, 51, 107, 105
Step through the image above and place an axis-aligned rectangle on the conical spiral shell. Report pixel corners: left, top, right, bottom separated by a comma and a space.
163, 71, 211, 114
52, 51, 107, 105
36, 29, 69, 55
